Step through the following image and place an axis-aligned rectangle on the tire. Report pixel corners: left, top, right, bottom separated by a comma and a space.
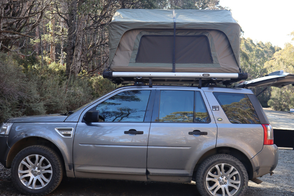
196, 154, 248, 196
11, 145, 63, 195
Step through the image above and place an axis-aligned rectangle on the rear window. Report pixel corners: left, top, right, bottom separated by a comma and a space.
213, 92, 260, 124
136, 35, 212, 64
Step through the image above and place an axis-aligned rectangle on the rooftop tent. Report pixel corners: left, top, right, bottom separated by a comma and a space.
107, 9, 242, 74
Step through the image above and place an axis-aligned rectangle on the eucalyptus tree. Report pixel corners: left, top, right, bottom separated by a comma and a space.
264, 34, 294, 111
240, 38, 281, 106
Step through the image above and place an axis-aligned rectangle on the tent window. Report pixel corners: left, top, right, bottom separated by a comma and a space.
136, 35, 212, 64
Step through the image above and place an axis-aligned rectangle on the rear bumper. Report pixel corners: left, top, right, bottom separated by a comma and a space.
251, 144, 278, 178
0, 136, 9, 167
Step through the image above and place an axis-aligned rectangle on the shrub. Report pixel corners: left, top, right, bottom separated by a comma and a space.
25, 66, 94, 114
90, 75, 116, 99
0, 53, 117, 123
268, 86, 294, 111
0, 53, 45, 122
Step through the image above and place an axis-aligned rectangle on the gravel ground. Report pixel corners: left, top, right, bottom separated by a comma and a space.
0, 148, 293, 196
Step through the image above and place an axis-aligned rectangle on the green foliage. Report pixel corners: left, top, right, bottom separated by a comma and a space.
24, 66, 94, 114
240, 38, 280, 106
265, 43, 294, 111
264, 43, 294, 73
90, 75, 116, 98
48, 61, 66, 72
0, 53, 45, 122
268, 87, 294, 111
240, 38, 280, 80
14, 53, 40, 70
0, 52, 117, 123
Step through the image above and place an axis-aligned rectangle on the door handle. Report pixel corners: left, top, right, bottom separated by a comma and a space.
188, 130, 208, 135
124, 129, 144, 135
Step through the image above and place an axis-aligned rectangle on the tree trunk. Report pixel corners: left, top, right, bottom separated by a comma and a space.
72, 16, 84, 75
60, 17, 65, 66
50, 14, 56, 62
66, 0, 77, 76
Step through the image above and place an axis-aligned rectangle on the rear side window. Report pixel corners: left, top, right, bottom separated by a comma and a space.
158, 91, 210, 123
213, 92, 260, 124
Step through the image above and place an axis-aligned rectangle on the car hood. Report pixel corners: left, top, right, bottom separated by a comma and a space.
7, 114, 68, 123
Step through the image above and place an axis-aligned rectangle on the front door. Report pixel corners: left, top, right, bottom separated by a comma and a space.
74, 90, 152, 180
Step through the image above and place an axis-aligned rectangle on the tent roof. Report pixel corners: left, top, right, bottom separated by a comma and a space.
109, 9, 241, 67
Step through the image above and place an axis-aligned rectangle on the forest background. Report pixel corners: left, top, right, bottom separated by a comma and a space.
0, 0, 294, 123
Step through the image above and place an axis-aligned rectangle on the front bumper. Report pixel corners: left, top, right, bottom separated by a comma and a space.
0, 136, 9, 167
251, 144, 279, 178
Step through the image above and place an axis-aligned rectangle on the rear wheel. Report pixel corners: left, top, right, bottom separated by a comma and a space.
11, 145, 63, 195
196, 154, 248, 196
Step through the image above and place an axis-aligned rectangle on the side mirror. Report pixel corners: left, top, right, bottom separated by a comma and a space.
83, 111, 99, 124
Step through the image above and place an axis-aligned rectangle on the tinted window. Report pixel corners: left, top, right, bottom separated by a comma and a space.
136, 35, 212, 64
94, 90, 150, 122
214, 92, 260, 124
158, 91, 210, 123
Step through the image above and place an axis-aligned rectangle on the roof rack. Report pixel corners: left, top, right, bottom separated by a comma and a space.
103, 70, 248, 87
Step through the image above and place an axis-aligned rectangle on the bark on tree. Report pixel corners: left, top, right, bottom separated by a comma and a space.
50, 5, 56, 62
65, 0, 77, 76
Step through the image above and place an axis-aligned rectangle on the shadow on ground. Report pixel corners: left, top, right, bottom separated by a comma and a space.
50, 178, 199, 196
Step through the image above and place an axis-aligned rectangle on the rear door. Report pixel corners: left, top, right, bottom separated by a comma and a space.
147, 89, 217, 181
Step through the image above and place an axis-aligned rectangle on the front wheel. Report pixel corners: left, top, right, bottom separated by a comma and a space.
196, 154, 248, 196
11, 145, 63, 195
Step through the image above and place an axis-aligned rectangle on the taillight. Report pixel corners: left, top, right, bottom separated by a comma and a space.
262, 124, 274, 145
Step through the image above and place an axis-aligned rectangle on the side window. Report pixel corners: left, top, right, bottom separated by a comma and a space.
94, 90, 151, 122
213, 92, 260, 124
158, 91, 210, 123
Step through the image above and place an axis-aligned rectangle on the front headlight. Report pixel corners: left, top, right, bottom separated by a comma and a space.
0, 123, 13, 135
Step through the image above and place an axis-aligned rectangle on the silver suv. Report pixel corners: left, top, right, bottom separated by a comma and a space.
0, 85, 278, 196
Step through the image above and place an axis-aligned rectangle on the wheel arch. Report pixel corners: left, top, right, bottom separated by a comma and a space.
6, 137, 66, 174
193, 147, 254, 180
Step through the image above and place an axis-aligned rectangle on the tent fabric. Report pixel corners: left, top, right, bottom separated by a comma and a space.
109, 9, 241, 73
111, 29, 238, 73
